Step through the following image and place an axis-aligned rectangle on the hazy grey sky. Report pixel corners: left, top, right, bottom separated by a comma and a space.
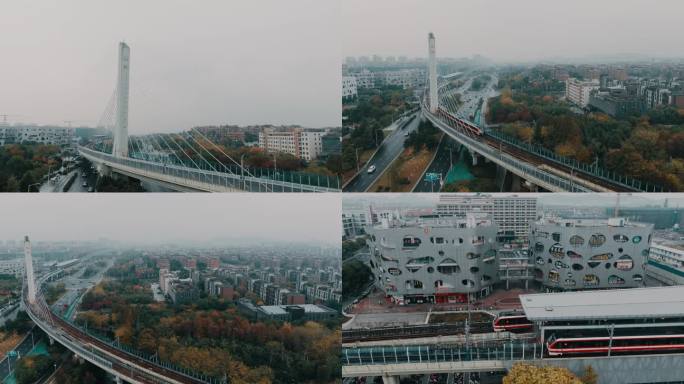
1, 0, 340, 132
0, 194, 340, 245
343, 0, 684, 62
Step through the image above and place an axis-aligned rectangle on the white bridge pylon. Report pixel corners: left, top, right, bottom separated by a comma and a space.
24, 236, 37, 304
111, 42, 130, 158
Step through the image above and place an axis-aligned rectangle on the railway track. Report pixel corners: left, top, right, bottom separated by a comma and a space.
343, 322, 494, 343
479, 133, 636, 192
49, 312, 207, 384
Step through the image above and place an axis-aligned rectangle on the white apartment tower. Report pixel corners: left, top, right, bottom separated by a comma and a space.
112, 42, 130, 158
428, 32, 438, 113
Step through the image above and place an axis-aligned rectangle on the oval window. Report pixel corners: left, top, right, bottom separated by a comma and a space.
589, 234, 606, 247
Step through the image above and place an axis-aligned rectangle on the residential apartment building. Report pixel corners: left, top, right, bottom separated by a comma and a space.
258, 127, 331, 161
565, 78, 600, 107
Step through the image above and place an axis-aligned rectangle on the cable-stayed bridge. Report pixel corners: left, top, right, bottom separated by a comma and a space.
422, 33, 662, 193
80, 42, 339, 192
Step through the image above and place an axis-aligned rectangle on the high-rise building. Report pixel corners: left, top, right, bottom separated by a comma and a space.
436, 194, 537, 239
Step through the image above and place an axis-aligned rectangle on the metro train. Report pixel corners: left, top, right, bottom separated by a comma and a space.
492, 314, 534, 333
436, 107, 483, 136
546, 334, 684, 356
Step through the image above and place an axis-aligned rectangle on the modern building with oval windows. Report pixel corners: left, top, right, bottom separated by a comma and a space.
530, 217, 653, 291
365, 213, 500, 305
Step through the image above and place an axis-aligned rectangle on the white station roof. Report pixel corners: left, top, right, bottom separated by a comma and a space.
520, 285, 684, 321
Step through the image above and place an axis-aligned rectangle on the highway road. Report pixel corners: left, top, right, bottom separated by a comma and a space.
413, 136, 461, 192
343, 114, 420, 192
50, 258, 114, 321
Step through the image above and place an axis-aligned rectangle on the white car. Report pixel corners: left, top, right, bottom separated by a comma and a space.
367, 165, 376, 174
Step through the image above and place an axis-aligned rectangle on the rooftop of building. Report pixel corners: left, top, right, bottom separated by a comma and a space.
520, 285, 684, 321
259, 304, 336, 315
374, 213, 494, 230
535, 216, 650, 229
652, 232, 684, 252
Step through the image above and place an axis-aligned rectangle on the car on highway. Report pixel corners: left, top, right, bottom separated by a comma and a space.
367, 165, 376, 174
404, 132, 410, 137
82, 182, 88, 188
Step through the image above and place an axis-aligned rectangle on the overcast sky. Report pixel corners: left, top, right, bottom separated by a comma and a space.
0, 0, 340, 132
0, 194, 340, 245
343, 0, 684, 62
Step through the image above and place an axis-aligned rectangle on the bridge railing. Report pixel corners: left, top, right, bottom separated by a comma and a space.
71, 323, 223, 384
485, 129, 661, 192
82, 146, 340, 191
343, 342, 544, 366
423, 106, 592, 192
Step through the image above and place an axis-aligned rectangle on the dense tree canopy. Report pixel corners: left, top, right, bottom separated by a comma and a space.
488, 73, 684, 190
0, 144, 61, 192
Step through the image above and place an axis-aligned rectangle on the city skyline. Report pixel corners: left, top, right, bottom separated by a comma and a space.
0, 0, 341, 132
343, 0, 684, 62
343, 193, 684, 209
0, 194, 340, 245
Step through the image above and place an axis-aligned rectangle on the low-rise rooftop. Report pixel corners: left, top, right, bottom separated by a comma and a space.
520, 285, 684, 321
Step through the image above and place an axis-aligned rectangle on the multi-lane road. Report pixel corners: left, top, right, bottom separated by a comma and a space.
344, 114, 420, 192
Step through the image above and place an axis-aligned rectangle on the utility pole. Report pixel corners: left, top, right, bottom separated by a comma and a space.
355, 148, 360, 172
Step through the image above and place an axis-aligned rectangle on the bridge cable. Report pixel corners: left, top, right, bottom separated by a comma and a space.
190, 128, 271, 191
161, 134, 203, 170
185, 132, 235, 175
150, 134, 185, 166
173, 133, 219, 172
190, 128, 257, 178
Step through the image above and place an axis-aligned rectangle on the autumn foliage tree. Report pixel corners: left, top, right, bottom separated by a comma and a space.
504, 363, 583, 384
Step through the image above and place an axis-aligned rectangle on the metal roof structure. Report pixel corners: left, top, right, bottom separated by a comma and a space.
520, 285, 684, 321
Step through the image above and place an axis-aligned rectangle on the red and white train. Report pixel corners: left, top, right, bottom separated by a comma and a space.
436, 107, 483, 136
492, 314, 534, 333
546, 334, 684, 356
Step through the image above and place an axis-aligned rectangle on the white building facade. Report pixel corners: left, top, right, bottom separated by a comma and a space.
258, 128, 327, 161
342, 76, 358, 99
565, 78, 600, 107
